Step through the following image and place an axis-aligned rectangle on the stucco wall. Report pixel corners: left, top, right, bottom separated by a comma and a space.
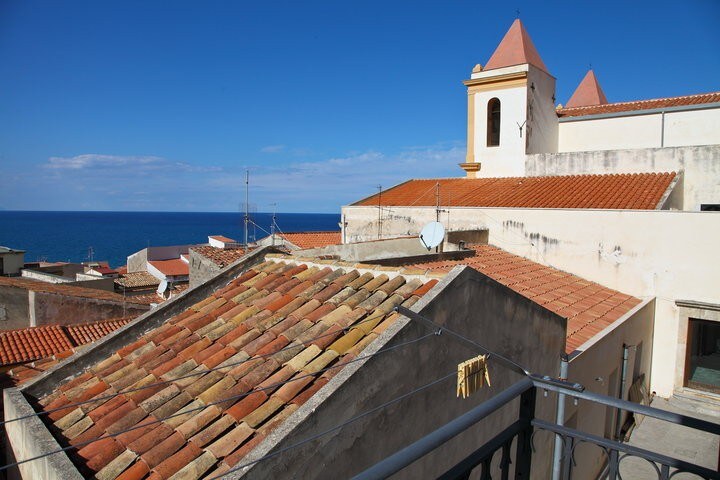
0, 286, 30, 330
239, 266, 566, 479
526, 144, 720, 211
564, 299, 655, 479
557, 106, 720, 152
126, 248, 148, 273
526, 67, 558, 155
188, 249, 222, 289
342, 205, 719, 398
0, 252, 24, 275
32, 291, 147, 326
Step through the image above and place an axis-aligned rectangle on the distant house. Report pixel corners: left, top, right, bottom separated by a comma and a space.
0, 247, 25, 276
208, 235, 240, 249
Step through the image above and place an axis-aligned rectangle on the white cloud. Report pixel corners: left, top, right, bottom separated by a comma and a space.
46, 154, 165, 170
260, 145, 286, 154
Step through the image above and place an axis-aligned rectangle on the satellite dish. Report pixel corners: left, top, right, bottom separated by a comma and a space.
419, 221, 445, 251
157, 279, 168, 294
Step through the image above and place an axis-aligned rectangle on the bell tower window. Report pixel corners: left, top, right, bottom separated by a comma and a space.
487, 98, 501, 147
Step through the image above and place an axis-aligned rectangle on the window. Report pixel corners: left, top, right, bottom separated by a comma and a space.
487, 98, 501, 147
700, 204, 720, 211
686, 318, 720, 393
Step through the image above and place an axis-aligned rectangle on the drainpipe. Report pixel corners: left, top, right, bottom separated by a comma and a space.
615, 344, 634, 440
660, 110, 665, 148
552, 353, 569, 480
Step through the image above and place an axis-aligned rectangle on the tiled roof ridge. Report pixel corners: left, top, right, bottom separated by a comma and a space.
0, 276, 148, 304
353, 172, 677, 210
35, 256, 441, 478
403, 244, 642, 354
558, 90, 720, 113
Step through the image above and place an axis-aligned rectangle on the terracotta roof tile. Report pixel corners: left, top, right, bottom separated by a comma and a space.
354, 173, 677, 210
0, 317, 134, 366
409, 245, 641, 354
34, 257, 426, 477
0, 276, 148, 304
273, 231, 341, 250
557, 91, 720, 117
148, 259, 189, 277
115, 271, 161, 289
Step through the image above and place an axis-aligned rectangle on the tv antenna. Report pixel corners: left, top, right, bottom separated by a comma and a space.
419, 221, 445, 252
244, 170, 249, 247
269, 203, 277, 246
377, 185, 383, 240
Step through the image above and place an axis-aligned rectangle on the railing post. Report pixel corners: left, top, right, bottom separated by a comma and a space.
514, 386, 536, 479
607, 449, 619, 480
561, 435, 573, 480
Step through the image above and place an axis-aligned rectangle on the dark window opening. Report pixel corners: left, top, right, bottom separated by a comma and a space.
686, 318, 720, 394
487, 98, 501, 147
700, 204, 720, 211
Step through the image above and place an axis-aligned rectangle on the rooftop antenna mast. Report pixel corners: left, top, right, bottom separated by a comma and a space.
270, 203, 277, 246
244, 170, 249, 247
377, 185, 382, 240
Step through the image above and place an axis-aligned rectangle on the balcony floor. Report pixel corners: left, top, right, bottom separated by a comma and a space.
619, 396, 720, 478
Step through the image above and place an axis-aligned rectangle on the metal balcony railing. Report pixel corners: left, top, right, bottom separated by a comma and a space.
352, 375, 720, 480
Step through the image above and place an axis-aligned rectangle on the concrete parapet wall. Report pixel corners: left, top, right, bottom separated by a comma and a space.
3, 388, 83, 480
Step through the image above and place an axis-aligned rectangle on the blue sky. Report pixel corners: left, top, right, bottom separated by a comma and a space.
1, 0, 718, 213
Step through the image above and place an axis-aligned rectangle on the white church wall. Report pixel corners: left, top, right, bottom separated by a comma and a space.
558, 114, 663, 151
525, 144, 720, 211
664, 107, 720, 147
342, 204, 720, 397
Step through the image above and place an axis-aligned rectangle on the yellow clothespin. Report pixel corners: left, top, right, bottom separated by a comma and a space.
457, 354, 491, 398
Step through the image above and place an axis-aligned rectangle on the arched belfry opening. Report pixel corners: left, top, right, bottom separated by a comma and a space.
487, 98, 501, 147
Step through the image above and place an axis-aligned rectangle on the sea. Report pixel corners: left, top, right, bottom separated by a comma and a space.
0, 211, 341, 268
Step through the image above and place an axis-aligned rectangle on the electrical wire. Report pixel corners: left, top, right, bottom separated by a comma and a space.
0, 332, 437, 473
207, 370, 457, 479
1, 308, 395, 427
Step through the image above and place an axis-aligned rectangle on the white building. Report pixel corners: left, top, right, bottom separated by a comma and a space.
343, 19, 720, 401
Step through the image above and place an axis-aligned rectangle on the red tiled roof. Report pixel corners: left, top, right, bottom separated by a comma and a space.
557, 91, 720, 118
93, 266, 118, 275
565, 69, 608, 108
209, 235, 237, 243
0, 317, 134, 366
408, 245, 641, 354
149, 259, 189, 277
115, 266, 128, 275
484, 19, 548, 73
0, 276, 148, 305
37, 259, 433, 478
191, 246, 247, 268
354, 173, 677, 210
280, 231, 342, 249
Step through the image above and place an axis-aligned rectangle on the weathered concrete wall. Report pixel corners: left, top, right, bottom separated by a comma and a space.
239, 266, 566, 479
0, 286, 30, 330
126, 248, 147, 273
188, 249, 222, 289
565, 299, 656, 479
342, 205, 719, 398
4, 389, 83, 480
0, 252, 24, 276
526, 144, 720, 211
296, 237, 461, 263
21, 270, 73, 284
32, 291, 147, 327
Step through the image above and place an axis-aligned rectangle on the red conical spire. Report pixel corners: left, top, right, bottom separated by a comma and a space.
484, 19, 549, 73
566, 70, 608, 108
